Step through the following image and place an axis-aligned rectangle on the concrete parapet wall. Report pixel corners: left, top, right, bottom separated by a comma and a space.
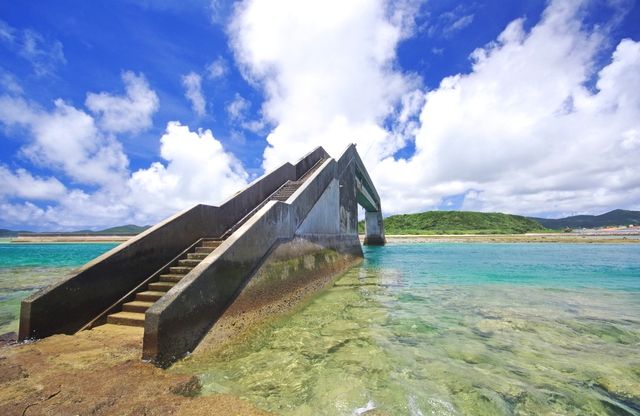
19, 204, 217, 340
19, 148, 328, 342
142, 145, 386, 365
143, 159, 338, 365
190, 235, 362, 356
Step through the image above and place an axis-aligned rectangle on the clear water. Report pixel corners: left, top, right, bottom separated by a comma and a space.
173, 243, 640, 415
0, 241, 117, 334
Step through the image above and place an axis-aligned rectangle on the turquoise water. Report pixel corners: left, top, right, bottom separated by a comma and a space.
0, 242, 117, 334
1, 241, 639, 414
174, 243, 640, 415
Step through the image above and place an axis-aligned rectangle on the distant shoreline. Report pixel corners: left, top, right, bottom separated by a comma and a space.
8, 233, 640, 244
9, 235, 130, 243
381, 233, 640, 243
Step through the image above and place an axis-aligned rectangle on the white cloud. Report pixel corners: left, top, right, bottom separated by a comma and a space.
226, 93, 249, 120
226, 93, 265, 133
446, 14, 474, 34
20, 29, 66, 76
0, 166, 66, 201
86, 71, 159, 134
380, 0, 640, 216
0, 64, 253, 230
0, 96, 129, 188
0, 68, 23, 95
231, 0, 640, 217
181, 71, 206, 116
207, 56, 228, 79
230, 0, 420, 171
425, 5, 475, 38
0, 20, 66, 76
128, 122, 248, 219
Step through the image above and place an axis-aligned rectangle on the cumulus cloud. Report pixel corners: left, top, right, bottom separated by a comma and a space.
229, 0, 420, 171
230, 0, 640, 216
86, 71, 159, 133
0, 74, 248, 230
0, 166, 66, 201
386, 1, 640, 216
128, 122, 248, 219
0, 96, 129, 188
181, 71, 206, 116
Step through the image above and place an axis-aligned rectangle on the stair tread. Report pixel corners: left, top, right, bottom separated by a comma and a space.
149, 281, 176, 288
123, 300, 154, 308
137, 290, 165, 297
107, 311, 146, 327
108, 311, 145, 320
195, 247, 215, 253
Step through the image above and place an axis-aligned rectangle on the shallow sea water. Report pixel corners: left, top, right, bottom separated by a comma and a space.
0, 242, 117, 334
173, 243, 640, 416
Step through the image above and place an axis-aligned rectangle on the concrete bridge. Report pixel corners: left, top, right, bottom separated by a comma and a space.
19, 144, 384, 365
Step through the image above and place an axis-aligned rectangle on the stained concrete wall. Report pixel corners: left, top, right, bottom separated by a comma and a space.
19, 148, 328, 341
19, 204, 218, 340
296, 179, 341, 235
189, 235, 363, 355
143, 145, 383, 365
143, 159, 339, 365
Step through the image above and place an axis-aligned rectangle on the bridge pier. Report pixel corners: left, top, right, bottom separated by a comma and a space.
363, 210, 386, 245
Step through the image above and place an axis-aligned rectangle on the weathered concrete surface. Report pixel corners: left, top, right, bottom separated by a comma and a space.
0, 324, 270, 416
143, 159, 338, 365
364, 211, 386, 245
144, 145, 384, 365
187, 236, 362, 356
19, 204, 220, 341
19, 147, 328, 342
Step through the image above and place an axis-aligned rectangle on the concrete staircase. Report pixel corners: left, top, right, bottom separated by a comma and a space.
103, 162, 324, 328
106, 239, 224, 327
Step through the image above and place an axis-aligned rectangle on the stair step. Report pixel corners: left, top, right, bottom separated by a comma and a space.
169, 266, 192, 274
159, 273, 184, 283
123, 300, 154, 313
107, 311, 145, 327
136, 291, 165, 302
148, 281, 176, 292
201, 240, 222, 248
187, 253, 208, 260
178, 259, 201, 267
195, 247, 215, 254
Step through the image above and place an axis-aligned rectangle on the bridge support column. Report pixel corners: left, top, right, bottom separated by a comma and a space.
363, 211, 385, 245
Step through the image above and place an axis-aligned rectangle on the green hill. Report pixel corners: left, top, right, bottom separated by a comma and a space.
0, 229, 31, 237
528, 209, 640, 229
92, 224, 150, 235
361, 211, 548, 235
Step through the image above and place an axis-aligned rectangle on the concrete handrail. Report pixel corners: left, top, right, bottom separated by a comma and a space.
19, 147, 328, 341
19, 204, 220, 340
143, 158, 336, 365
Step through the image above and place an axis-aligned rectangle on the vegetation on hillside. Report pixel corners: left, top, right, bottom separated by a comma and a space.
360, 211, 548, 235
528, 209, 640, 229
92, 225, 150, 235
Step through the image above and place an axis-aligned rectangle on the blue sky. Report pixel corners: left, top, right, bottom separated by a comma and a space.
1, 0, 639, 230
